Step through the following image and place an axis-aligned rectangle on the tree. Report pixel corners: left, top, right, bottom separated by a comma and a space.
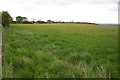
16, 16, 22, 23
16, 16, 28, 24
32, 18, 36, 24
37, 20, 47, 24
47, 20, 54, 23
37, 20, 41, 24
2, 11, 12, 27
22, 17, 28, 22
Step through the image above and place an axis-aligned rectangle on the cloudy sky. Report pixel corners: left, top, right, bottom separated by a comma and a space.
0, 0, 119, 24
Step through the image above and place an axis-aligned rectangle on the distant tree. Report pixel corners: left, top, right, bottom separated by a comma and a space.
31, 18, 36, 24
41, 21, 47, 23
37, 20, 41, 24
22, 17, 28, 22
16, 16, 28, 24
47, 20, 54, 23
31, 21, 36, 24
2, 11, 12, 27
16, 16, 22, 23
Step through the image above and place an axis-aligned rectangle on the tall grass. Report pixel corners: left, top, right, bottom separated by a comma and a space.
2, 24, 118, 78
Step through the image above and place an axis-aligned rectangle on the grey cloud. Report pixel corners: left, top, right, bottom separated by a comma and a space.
0, 0, 118, 23
86, 0, 119, 5
2, 0, 119, 8
86, 0, 118, 12
31, 0, 80, 7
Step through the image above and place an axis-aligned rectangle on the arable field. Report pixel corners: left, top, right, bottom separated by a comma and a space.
2, 24, 118, 78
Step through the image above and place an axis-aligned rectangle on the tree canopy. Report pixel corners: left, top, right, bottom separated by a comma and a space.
16, 16, 28, 24
2, 11, 12, 27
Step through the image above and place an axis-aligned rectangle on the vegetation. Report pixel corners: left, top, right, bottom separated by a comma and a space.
16, 16, 28, 24
3, 24, 118, 78
13, 16, 97, 24
0, 12, 2, 25
1, 11, 12, 27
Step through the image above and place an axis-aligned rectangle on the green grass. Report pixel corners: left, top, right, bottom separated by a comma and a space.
0, 25, 1, 44
0, 25, 2, 79
2, 24, 118, 78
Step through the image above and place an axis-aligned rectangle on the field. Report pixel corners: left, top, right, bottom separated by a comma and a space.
2, 24, 118, 78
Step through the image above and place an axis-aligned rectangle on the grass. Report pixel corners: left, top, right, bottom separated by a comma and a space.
0, 26, 1, 47
2, 24, 118, 78
0, 25, 2, 79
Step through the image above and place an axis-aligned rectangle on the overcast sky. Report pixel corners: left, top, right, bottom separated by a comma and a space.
0, 0, 119, 24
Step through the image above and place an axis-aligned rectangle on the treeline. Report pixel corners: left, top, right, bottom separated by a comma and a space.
0, 11, 97, 27
13, 17, 97, 25
14, 15, 97, 24
12, 20, 98, 24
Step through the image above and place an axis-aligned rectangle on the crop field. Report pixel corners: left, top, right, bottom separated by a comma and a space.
2, 24, 118, 78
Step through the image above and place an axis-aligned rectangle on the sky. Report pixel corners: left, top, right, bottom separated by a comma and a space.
0, 0, 119, 24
